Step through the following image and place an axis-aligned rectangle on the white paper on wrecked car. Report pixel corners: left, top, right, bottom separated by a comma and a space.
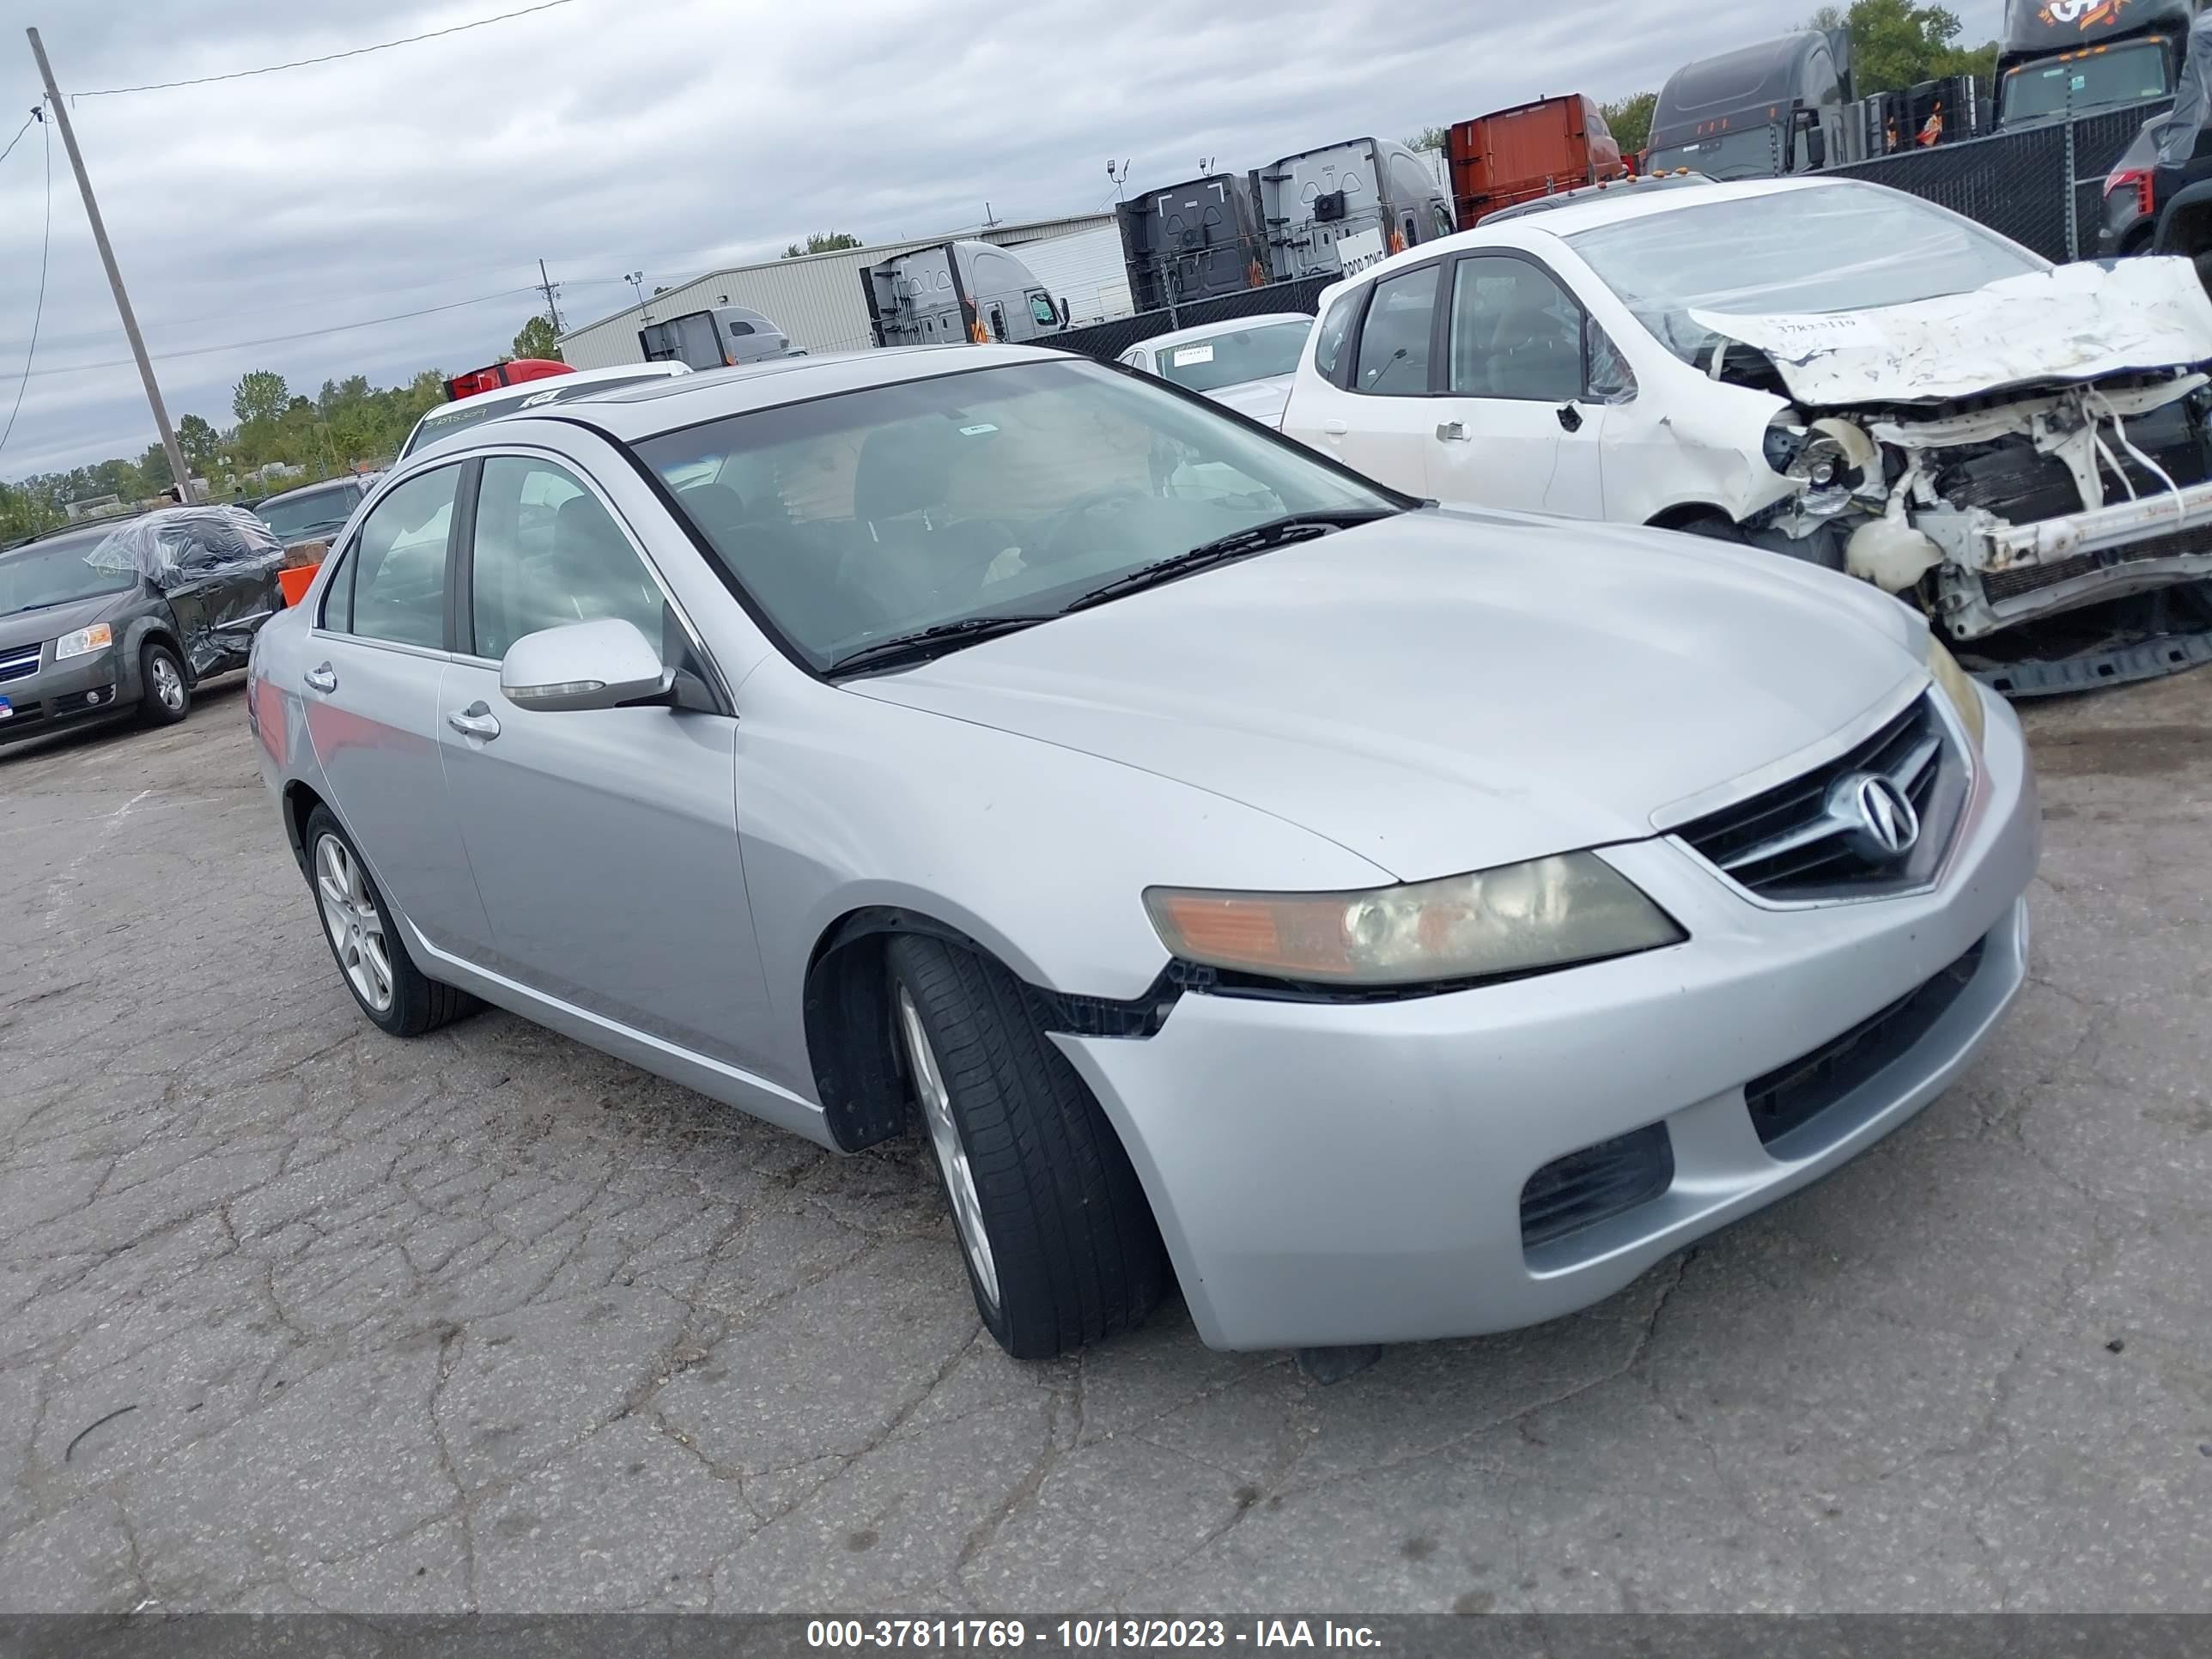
1690, 258, 2212, 407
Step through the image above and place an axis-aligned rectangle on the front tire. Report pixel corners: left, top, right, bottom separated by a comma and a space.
138, 641, 190, 726
887, 935, 1167, 1358
302, 805, 472, 1038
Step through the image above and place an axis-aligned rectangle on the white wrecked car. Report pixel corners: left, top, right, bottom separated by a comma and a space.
1279, 176, 2212, 680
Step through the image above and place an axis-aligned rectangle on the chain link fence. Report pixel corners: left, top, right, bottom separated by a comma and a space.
1825, 103, 2167, 263
1040, 273, 1341, 364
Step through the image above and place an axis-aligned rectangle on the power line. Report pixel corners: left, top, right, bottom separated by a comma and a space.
24, 286, 544, 380
74, 0, 577, 97
0, 108, 33, 168
0, 113, 52, 463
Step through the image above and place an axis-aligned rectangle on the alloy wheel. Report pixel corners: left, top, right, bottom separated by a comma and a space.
896, 984, 1002, 1312
314, 833, 394, 1013
151, 655, 185, 713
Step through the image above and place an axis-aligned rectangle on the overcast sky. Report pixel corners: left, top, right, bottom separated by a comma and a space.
0, 0, 2005, 481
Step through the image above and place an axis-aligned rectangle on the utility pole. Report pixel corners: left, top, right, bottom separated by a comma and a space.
536, 258, 563, 335
26, 27, 192, 503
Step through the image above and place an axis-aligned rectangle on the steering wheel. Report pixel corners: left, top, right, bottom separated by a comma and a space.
1030, 484, 1150, 567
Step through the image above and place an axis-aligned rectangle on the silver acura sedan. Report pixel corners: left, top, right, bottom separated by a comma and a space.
247, 344, 2039, 1359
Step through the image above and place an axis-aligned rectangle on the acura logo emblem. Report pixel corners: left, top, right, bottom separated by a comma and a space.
1832, 772, 1920, 862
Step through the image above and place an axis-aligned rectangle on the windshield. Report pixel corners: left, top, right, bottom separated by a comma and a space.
1646, 127, 1781, 180
403, 373, 667, 457
1568, 183, 2045, 363
256, 483, 356, 542
1154, 321, 1314, 392
2002, 40, 2170, 123
0, 536, 137, 617
634, 358, 1400, 672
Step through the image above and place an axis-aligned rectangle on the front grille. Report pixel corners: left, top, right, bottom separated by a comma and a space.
1937, 408, 2209, 527
1520, 1122, 1674, 1252
1745, 935, 1988, 1151
0, 644, 41, 684
1674, 696, 1966, 902
1982, 517, 2212, 605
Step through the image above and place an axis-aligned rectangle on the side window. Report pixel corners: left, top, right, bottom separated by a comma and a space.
470, 455, 664, 663
1433, 203, 1455, 240
349, 467, 459, 649
1586, 317, 1638, 404
726, 319, 755, 337
1312, 290, 1361, 388
1029, 294, 1057, 326
1446, 256, 1584, 403
1352, 264, 1439, 396
319, 544, 354, 633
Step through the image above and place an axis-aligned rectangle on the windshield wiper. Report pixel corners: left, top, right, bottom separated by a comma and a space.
2, 596, 102, 617
1060, 508, 1398, 613
827, 614, 1054, 677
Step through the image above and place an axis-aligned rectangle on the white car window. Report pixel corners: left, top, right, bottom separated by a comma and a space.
1312, 290, 1361, 388
1352, 265, 1439, 396
346, 468, 459, 649
1447, 257, 1583, 403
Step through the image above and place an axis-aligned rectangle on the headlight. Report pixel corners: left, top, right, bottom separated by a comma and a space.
54, 623, 112, 660
1144, 853, 1686, 989
1925, 636, 1986, 752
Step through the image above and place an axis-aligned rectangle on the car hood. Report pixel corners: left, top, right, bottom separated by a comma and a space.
0, 590, 133, 655
1691, 257, 2212, 406
1204, 374, 1294, 426
851, 508, 1923, 881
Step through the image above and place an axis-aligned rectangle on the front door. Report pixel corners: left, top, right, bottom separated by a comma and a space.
1423, 252, 1606, 516
435, 449, 772, 1069
302, 462, 492, 957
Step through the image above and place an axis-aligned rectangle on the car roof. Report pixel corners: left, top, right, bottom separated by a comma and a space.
257, 475, 367, 507
1133, 313, 1316, 355
543, 345, 1085, 443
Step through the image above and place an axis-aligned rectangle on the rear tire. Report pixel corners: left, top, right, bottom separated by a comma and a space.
138, 641, 190, 726
887, 934, 1167, 1358
302, 805, 473, 1038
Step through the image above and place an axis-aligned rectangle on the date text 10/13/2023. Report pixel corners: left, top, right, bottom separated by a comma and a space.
805, 1620, 1385, 1650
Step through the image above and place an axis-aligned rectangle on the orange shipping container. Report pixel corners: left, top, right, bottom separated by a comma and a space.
1446, 95, 1627, 228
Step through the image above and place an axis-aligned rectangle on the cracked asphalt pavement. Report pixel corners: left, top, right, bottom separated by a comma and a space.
2, 674, 2209, 1615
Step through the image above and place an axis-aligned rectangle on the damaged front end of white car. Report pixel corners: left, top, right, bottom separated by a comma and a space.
1699, 258, 2212, 685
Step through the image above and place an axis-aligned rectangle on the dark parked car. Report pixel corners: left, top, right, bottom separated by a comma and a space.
2100, 14, 2212, 266
0, 507, 286, 746
253, 474, 377, 550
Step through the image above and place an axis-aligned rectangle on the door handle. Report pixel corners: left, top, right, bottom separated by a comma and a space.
447, 702, 501, 741
304, 664, 337, 694
1435, 421, 1470, 442
1322, 419, 1349, 436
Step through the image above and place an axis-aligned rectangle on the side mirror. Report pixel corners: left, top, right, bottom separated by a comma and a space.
500, 617, 673, 713
1806, 128, 1827, 170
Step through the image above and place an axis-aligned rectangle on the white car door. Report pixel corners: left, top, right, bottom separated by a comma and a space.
1283, 260, 1443, 493
1422, 252, 1607, 516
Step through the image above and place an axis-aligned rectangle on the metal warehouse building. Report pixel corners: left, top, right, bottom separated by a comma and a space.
557, 212, 1132, 368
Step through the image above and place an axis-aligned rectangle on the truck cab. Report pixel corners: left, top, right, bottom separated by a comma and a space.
861, 242, 1062, 348
1997, 0, 2193, 129
1646, 30, 1852, 179
1117, 174, 1267, 311
640, 307, 799, 371
1249, 137, 1456, 280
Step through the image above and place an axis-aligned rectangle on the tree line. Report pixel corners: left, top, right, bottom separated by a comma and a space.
1409, 0, 1999, 158
1, 310, 564, 544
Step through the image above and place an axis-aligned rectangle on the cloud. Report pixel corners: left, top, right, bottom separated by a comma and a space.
0, 0, 2005, 480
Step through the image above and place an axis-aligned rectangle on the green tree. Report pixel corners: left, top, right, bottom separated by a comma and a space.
781, 230, 864, 258
232, 370, 289, 427
1600, 92, 1657, 155
176, 414, 221, 476
1815, 0, 1998, 95
137, 441, 173, 492
512, 313, 562, 360
1406, 125, 1449, 152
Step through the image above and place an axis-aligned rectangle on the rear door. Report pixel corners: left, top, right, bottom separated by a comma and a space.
301, 463, 492, 957
1422, 252, 1606, 515
435, 445, 771, 1067
1287, 260, 1443, 494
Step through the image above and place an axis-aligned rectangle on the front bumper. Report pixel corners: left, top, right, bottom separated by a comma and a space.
1932, 479, 2212, 638
1057, 690, 2039, 1351
0, 648, 130, 745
